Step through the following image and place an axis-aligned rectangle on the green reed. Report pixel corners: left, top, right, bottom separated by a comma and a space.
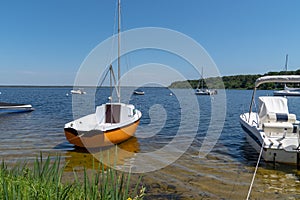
0, 154, 145, 200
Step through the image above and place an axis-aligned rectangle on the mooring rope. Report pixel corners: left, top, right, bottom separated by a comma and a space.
246, 141, 264, 200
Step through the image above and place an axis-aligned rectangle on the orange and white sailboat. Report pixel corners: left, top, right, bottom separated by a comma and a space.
64, 0, 142, 148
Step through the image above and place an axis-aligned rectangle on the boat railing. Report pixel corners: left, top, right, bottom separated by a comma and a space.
255, 111, 259, 128
242, 113, 247, 121
242, 112, 259, 127
252, 120, 258, 127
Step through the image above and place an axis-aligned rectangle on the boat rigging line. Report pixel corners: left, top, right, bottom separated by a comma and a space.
246, 141, 264, 200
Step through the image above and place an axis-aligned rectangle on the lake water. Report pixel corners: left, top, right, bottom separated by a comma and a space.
0, 87, 300, 199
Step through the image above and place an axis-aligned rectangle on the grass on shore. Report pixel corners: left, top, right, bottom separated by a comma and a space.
0, 154, 145, 200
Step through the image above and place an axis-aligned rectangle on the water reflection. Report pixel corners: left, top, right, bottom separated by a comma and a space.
64, 137, 140, 172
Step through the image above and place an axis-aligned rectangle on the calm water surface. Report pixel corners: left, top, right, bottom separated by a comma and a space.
0, 87, 300, 199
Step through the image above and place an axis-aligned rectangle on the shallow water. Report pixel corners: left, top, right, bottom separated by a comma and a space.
0, 87, 300, 199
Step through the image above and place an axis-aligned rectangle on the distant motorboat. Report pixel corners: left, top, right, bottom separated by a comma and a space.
71, 89, 86, 95
273, 54, 300, 96
133, 89, 145, 95
240, 75, 300, 165
195, 88, 217, 95
274, 85, 300, 96
0, 102, 34, 114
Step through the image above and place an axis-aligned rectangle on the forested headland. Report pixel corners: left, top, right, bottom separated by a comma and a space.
169, 69, 300, 90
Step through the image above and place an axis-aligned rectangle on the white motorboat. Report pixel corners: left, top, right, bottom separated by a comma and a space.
64, 0, 142, 148
0, 102, 34, 114
195, 88, 217, 95
273, 54, 300, 96
70, 89, 86, 95
274, 85, 300, 96
240, 75, 300, 165
133, 89, 145, 95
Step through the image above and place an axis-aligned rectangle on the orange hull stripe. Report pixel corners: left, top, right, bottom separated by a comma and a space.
64, 120, 140, 148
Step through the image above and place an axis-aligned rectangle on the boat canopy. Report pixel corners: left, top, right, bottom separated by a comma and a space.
258, 96, 289, 118
255, 75, 300, 88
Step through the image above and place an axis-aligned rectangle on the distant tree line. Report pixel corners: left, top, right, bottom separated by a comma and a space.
169, 69, 300, 90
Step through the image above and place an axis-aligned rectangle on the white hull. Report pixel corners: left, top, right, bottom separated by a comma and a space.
133, 91, 145, 95
0, 102, 34, 114
195, 89, 217, 95
71, 89, 86, 94
274, 90, 300, 96
240, 113, 300, 164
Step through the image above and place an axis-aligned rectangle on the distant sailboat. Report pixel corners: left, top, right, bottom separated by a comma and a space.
195, 68, 217, 95
64, 0, 142, 148
274, 54, 300, 96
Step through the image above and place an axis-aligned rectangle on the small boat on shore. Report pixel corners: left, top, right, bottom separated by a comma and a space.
64, 0, 142, 148
0, 102, 34, 114
240, 75, 300, 165
64, 102, 141, 148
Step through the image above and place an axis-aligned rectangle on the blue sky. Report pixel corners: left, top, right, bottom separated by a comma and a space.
0, 0, 300, 85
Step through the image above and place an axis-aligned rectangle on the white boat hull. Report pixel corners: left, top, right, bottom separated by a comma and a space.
240, 113, 300, 165
274, 84, 300, 96
71, 89, 86, 94
195, 89, 217, 95
0, 102, 34, 114
274, 90, 300, 96
133, 91, 144, 95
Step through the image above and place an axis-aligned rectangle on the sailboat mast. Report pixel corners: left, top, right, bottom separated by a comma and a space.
285, 54, 288, 72
282, 54, 289, 90
117, 0, 121, 102
201, 67, 204, 89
